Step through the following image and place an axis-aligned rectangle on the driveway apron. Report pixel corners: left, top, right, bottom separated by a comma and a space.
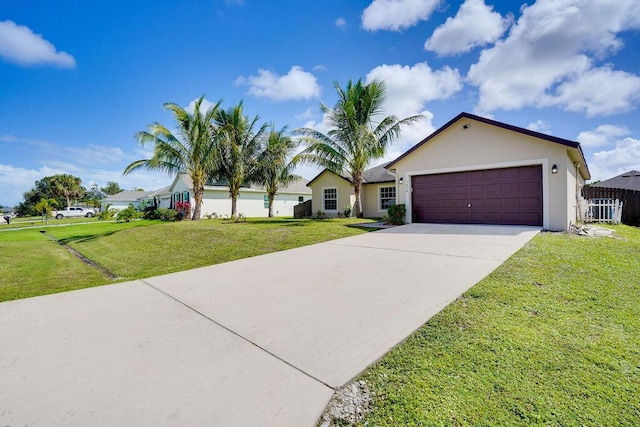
0, 223, 538, 426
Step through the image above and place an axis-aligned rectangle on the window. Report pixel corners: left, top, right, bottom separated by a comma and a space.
379, 186, 396, 210
264, 195, 269, 209
298, 196, 304, 203
182, 191, 190, 203
323, 188, 337, 211
172, 192, 180, 208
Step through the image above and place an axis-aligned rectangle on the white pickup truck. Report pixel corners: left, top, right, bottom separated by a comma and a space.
52, 207, 97, 219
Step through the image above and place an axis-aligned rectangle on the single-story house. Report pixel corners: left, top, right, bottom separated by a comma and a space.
590, 170, 640, 191
307, 163, 396, 218
101, 187, 171, 212
169, 174, 312, 218
308, 112, 591, 231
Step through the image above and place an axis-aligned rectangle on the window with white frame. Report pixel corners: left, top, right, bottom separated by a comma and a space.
379, 186, 396, 210
264, 195, 269, 209
298, 196, 304, 203
323, 188, 337, 211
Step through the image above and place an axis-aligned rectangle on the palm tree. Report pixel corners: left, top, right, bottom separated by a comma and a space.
213, 101, 267, 219
124, 96, 221, 220
295, 79, 423, 217
51, 174, 85, 208
255, 125, 300, 217
35, 197, 57, 225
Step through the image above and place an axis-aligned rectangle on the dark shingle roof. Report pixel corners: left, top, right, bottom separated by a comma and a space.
591, 170, 640, 191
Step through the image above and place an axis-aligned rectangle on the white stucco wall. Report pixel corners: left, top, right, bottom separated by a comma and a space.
198, 189, 307, 218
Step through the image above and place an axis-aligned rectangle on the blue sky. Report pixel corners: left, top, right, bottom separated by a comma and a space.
1, 0, 639, 206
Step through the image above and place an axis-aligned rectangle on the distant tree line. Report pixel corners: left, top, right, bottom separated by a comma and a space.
15, 176, 123, 217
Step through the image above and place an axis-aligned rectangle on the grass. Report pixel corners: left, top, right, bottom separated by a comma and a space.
0, 227, 112, 301
359, 225, 640, 426
0, 215, 101, 230
0, 217, 373, 302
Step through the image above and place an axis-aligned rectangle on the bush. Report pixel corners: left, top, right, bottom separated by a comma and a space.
313, 210, 327, 219
98, 204, 116, 220
144, 208, 178, 221
387, 203, 406, 225
343, 206, 352, 218
116, 204, 140, 223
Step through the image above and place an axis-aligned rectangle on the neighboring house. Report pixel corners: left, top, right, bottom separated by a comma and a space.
589, 170, 640, 191
307, 163, 396, 218
169, 174, 312, 218
308, 112, 591, 231
101, 187, 171, 212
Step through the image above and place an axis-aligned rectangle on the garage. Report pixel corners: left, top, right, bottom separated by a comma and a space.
411, 165, 543, 226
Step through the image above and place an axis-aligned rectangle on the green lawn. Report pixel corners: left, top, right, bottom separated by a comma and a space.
359, 225, 640, 426
0, 217, 373, 301
0, 215, 101, 230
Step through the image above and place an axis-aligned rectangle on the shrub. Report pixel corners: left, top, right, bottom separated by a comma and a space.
343, 206, 352, 218
116, 204, 140, 223
233, 213, 247, 223
98, 204, 116, 220
144, 208, 177, 221
387, 203, 406, 225
313, 210, 327, 219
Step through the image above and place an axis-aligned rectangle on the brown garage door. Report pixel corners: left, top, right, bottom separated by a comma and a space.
411, 165, 543, 226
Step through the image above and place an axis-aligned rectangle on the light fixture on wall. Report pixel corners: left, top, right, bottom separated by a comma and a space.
399, 177, 404, 184
551, 164, 558, 174
462, 124, 470, 129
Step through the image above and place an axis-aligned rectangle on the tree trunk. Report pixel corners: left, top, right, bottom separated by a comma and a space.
192, 187, 203, 220
231, 194, 237, 219
268, 193, 275, 218
66, 195, 71, 208
354, 183, 363, 218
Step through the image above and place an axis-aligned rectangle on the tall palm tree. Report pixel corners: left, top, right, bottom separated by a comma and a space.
35, 197, 57, 225
124, 96, 221, 220
256, 125, 300, 217
295, 79, 423, 217
51, 174, 85, 208
213, 101, 267, 219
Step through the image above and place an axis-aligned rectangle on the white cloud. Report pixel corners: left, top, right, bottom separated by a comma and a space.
361, 0, 440, 31
590, 137, 640, 181
0, 20, 76, 68
527, 120, 551, 134
295, 107, 318, 121
365, 62, 463, 117
312, 64, 327, 72
335, 17, 347, 28
552, 66, 640, 117
185, 98, 218, 114
576, 124, 630, 147
425, 0, 511, 56
467, 0, 640, 116
235, 66, 321, 101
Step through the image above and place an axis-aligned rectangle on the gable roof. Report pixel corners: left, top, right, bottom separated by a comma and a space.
590, 170, 640, 191
385, 112, 590, 179
101, 186, 170, 202
307, 162, 395, 187
177, 174, 312, 194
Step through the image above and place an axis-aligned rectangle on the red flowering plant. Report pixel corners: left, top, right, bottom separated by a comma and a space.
174, 201, 191, 220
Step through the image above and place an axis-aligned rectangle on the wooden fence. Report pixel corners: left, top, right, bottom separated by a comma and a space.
582, 186, 640, 226
294, 199, 312, 219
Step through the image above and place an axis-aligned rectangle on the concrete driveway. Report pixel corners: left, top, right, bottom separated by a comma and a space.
0, 223, 539, 426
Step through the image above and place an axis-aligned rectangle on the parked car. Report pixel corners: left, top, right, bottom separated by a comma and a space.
52, 207, 98, 219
